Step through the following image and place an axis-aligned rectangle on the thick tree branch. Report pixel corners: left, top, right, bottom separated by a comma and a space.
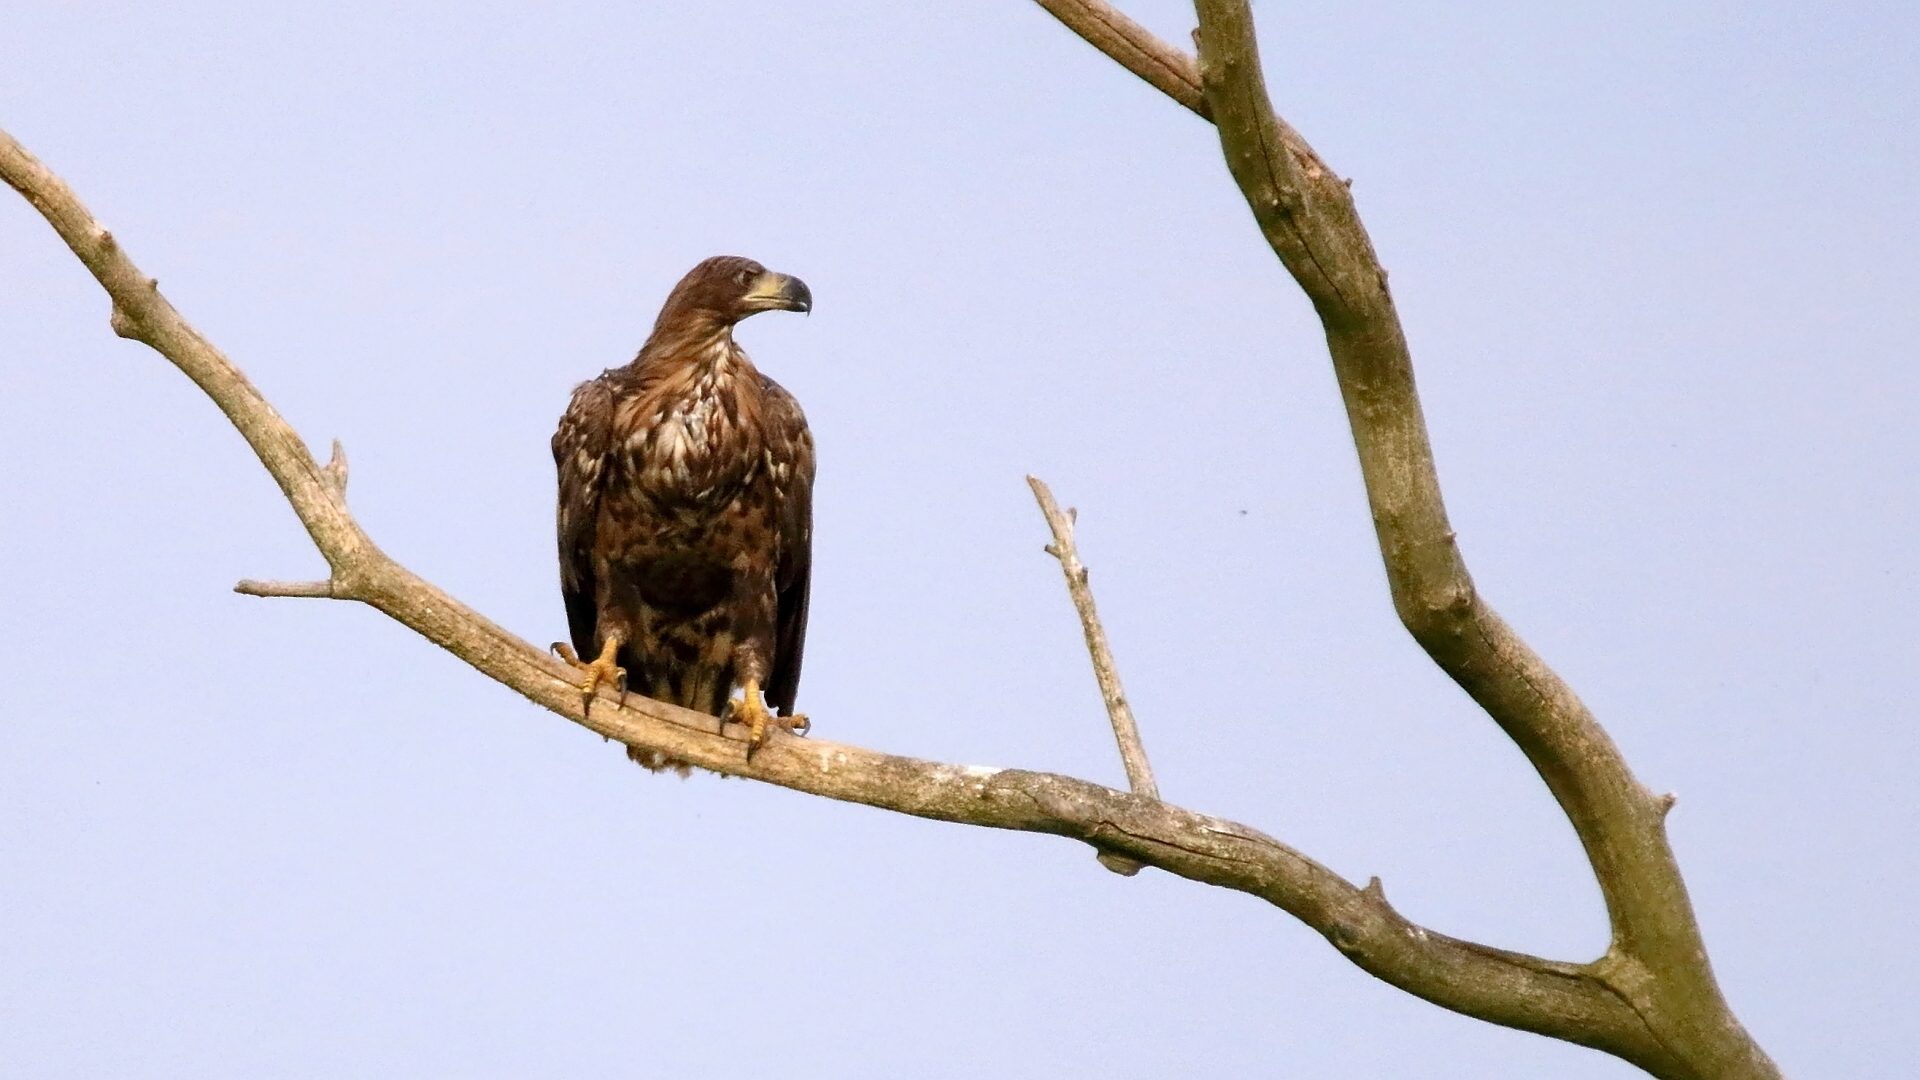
1185, 7, 1775, 1074
1028, 476, 1158, 801
2, 121, 1684, 1075
1038, 2, 1779, 1077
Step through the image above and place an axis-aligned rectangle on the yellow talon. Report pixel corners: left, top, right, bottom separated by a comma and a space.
553, 636, 626, 718
730, 679, 808, 759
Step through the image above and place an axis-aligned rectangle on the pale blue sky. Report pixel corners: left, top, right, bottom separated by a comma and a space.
2, 3, 1914, 1076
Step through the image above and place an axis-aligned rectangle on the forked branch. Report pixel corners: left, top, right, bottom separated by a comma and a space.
10, 3, 1786, 1067
1029, 475, 1158, 878
3, 118, 1683, 1077
1037, 1, 1779, 1077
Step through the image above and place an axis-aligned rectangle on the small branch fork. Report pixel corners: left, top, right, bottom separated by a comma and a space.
1028, 476, 1157, 877
4, 2, 1776, 1073
1034, 2, 1778, 1078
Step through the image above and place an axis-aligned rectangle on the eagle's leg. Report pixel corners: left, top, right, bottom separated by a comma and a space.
552, 635, 627, 718
730, 678, 808, 759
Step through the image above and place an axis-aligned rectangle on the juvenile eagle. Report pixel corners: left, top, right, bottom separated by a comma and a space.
552, 255, 815, 765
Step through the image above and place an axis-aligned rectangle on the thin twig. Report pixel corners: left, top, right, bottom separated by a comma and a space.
321, 438, 349, 496
1027, 476, 1158, 802
234, 579, 347, 599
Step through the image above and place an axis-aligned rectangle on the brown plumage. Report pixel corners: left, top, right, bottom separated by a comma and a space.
552, 255, 815, 767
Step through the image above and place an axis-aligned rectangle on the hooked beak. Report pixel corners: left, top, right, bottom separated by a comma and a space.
741, 271, 812, 315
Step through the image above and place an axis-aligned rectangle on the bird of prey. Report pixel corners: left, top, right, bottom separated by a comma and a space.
552, 255, 815, 767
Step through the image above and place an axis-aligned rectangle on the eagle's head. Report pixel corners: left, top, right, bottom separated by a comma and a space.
655, 255, 812, 332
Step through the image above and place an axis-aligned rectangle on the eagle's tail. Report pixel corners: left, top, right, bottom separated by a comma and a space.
619, 651, 733, 775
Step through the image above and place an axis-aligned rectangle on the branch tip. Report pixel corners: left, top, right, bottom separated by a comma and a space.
1028, 475, 1158, 800
323, 438, 350, 493
234, 578, 346, 599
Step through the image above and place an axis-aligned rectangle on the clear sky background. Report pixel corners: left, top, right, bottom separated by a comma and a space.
1, 2, 1914, 1077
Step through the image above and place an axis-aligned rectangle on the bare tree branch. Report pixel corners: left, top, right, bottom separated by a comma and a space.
1036, 1, 1780, 1077
1029, 475, 1159, 878
1032, 0, 1209, 119
234, 579, 348, 599
1187, 4, 1777, 1073
2, 119, 1693, 1076
1028, 476, 1158, 801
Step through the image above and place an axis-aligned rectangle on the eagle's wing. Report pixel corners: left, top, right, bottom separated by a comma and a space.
762, 375, 815, 717
553, 375, 617, 661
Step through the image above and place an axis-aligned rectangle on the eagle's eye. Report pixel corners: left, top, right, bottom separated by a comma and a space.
735, 267, 755, 286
